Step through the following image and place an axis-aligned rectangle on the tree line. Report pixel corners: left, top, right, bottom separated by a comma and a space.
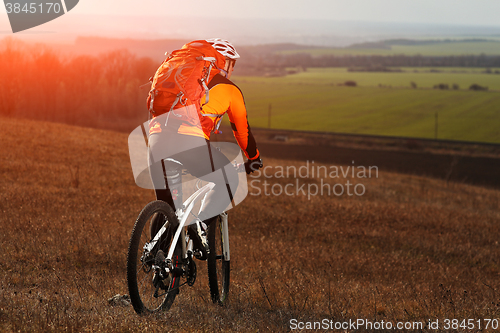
0, 38, 157, 132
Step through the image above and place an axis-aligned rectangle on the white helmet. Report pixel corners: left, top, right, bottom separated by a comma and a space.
206, 38, 240, 60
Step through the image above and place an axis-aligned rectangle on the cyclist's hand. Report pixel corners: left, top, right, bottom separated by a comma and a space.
244, 157, 263, 174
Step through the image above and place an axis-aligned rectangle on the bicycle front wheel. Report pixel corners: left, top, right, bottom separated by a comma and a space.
127, 200, 180, 314
207, 214, 230, 305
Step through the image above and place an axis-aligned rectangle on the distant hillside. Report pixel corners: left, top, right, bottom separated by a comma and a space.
59, 37, 321, 61
238, 43, 323, 55
278, 38, 500, 56
17, 35, 500, 63
349, 38, 500, 49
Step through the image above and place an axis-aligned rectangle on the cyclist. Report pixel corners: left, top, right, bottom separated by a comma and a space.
202, 38, 262, 173
148, 38, 262, 256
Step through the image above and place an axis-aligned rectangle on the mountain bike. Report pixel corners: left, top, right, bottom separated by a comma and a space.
126, 161, 243, 314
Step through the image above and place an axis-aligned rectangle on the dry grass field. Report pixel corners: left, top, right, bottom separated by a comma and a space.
1, 116, 499, 332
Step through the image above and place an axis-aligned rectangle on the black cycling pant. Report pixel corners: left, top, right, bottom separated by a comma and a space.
148, 131, 238, 222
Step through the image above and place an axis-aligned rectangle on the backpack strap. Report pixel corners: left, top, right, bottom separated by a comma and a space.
170, 92, 185, 118
149, 89, 158, 114
196, 56, 217, 106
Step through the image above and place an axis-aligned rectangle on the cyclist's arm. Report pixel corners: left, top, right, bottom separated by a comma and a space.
225, 85, 259, 160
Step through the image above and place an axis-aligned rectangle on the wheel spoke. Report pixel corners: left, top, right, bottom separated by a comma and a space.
136, 263, 145, 275
138, 272, 152, 297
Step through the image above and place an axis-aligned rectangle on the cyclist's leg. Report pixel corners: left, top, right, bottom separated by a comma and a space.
171, 141, 239, 222
148, 131, 201, 248
148, 131, 206, 211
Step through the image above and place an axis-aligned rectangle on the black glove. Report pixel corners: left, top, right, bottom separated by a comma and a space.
244, 157, 263, 174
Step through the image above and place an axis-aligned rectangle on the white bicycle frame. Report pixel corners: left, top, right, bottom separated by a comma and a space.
144, 180, 230, 271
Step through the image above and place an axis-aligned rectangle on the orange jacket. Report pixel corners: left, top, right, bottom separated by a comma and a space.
199, 74, 259, 160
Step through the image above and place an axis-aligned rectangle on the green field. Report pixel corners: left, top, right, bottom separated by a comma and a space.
280, 41, 500, 56
240, 67, 500, 90
232, 68, 500, 143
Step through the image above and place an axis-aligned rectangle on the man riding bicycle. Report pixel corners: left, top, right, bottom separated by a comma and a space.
147, 38, 263, 256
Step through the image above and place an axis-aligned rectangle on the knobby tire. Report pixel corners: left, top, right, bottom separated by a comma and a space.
127, 200, 180, 314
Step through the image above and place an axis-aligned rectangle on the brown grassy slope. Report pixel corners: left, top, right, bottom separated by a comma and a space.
0, 116, 499, 332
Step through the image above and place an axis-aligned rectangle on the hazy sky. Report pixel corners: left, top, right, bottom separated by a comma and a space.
2, 0, 500, 45
59, 0, 500, 26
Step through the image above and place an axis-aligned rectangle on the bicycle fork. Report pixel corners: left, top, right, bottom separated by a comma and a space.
220, 212, 230, 261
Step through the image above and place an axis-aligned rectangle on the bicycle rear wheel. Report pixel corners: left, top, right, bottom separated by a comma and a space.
207, 214, 230, 305
127, 200, 181, 314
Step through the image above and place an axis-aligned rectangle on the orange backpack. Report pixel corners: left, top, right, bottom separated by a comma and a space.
146, 40, 226, 126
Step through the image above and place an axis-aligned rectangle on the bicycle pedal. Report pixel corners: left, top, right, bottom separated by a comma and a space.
194, 249, 208, 260
196, 224, 210, 254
